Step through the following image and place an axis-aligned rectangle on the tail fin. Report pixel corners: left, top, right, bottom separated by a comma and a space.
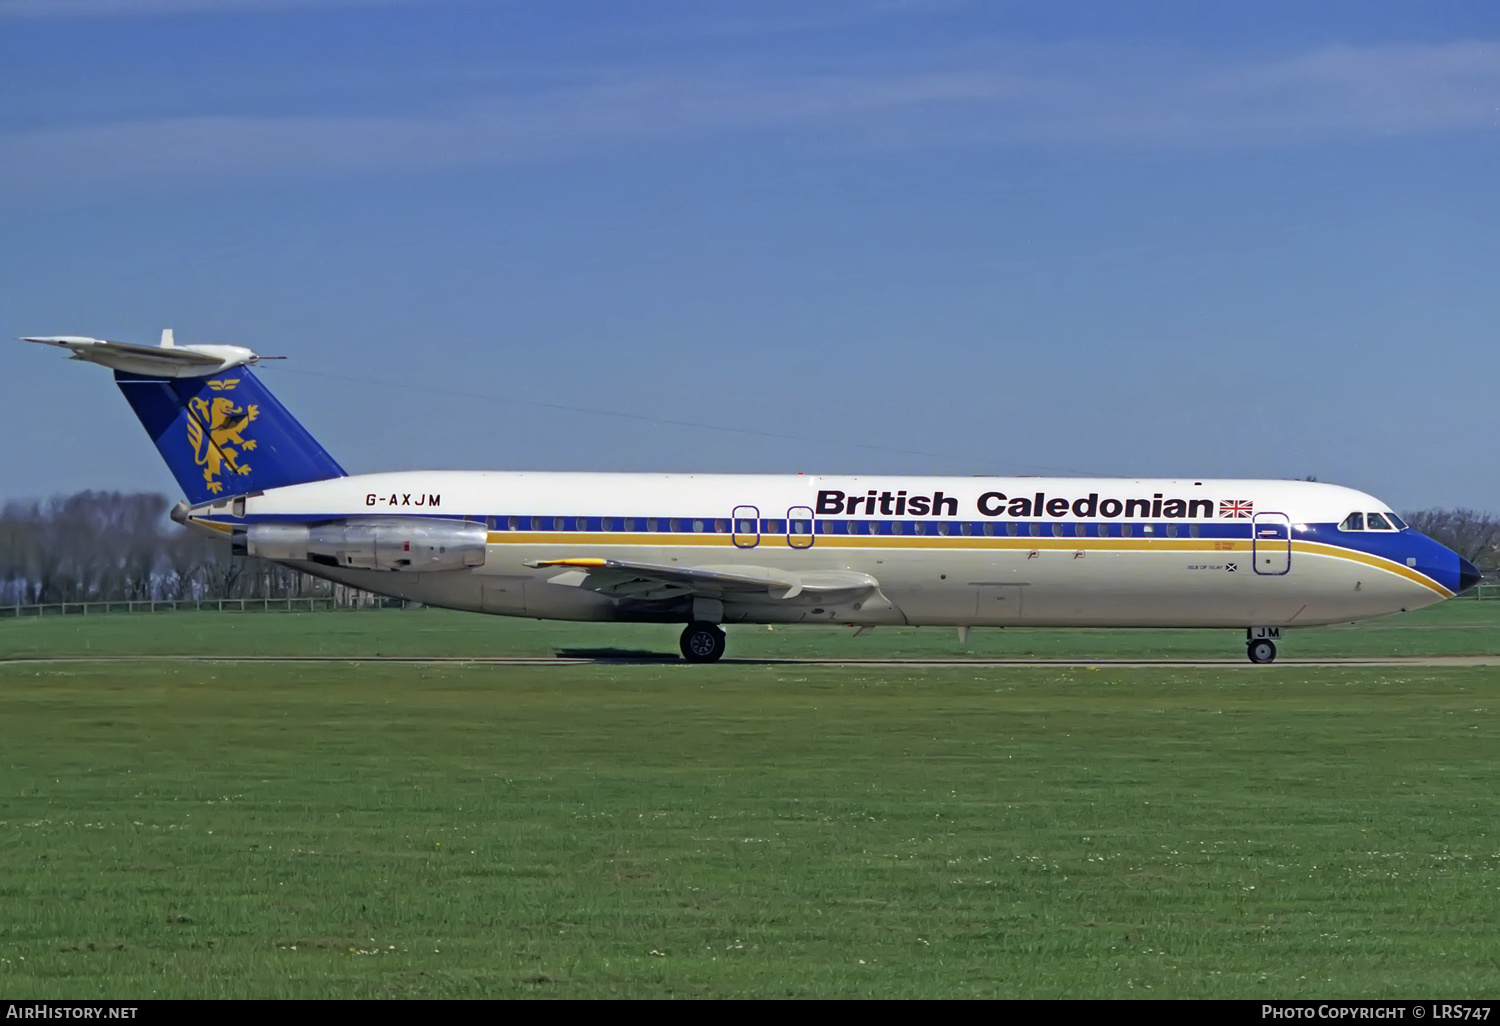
115, 368, 345, 504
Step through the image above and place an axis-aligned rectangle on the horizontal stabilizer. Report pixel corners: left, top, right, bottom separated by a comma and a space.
23, 332, 264, 378
27, 336, 220, 367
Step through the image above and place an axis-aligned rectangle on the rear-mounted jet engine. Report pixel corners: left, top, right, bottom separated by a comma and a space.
233, 518, 487, 571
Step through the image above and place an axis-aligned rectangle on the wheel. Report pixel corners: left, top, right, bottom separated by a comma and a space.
680, 621, 726, 663
1247, 639, 1277, 664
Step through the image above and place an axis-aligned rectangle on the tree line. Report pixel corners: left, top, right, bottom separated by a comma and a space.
0, 492, 328, 605
1, 490, 1494, 607
1400, 508, 1500, 572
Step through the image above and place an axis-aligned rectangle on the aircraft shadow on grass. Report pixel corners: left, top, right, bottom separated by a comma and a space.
555, 648, 681, 662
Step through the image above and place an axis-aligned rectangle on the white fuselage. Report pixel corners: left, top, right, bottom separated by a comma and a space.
187, 472, 1459, 630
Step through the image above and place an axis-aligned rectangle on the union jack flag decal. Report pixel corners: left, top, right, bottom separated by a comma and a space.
1219, 499, 1254, 519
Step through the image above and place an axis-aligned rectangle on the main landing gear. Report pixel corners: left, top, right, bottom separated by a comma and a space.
680, 621, 727, 663
1246, 627, 1282, 664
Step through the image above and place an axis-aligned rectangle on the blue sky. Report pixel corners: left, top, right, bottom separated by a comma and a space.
3, 0, 1498, 511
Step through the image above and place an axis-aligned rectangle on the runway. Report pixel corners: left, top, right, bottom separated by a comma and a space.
4, 654, 1499, 667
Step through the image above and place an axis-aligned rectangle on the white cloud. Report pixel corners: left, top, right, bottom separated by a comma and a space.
1, 40, 1497, 197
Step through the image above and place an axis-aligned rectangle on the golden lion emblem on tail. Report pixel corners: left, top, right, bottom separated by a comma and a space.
187, 394, 260, 494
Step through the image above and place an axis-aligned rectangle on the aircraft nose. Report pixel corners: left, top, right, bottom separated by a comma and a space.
1457, 555, 1483, 594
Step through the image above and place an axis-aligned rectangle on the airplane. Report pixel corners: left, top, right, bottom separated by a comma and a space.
24, 330, 1482, 664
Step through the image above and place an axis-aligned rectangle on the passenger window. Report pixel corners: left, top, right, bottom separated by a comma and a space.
1005, 523, 1017, 536
913, 521, 926, 535
1166, 524, 1177, 538
960, 522, 971, 535
1366, 513, 1392, 531
982, 523, 994, 536
1189, 524, 1200, 538
647, 518, 658, 532
1340, 513, 1364, 531
1122, 523, 1133, 537
693, 519, 704, 533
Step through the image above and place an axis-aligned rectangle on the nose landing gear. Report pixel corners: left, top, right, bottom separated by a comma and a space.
680, 621, 727, 663
1246, 627, 1281, 664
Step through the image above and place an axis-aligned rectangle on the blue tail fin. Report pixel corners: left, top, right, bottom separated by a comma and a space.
115, 369, 345, 504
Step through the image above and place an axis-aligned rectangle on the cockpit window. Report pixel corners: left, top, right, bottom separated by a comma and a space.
1340, 512, 1364, 531
1365, 512, 1393, 531
1386, 513, 1406, 530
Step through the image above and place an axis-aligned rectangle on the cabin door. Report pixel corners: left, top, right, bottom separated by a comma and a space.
1252, 512, 1291, 575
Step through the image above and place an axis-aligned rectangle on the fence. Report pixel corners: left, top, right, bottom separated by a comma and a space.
0, 596, 409, 618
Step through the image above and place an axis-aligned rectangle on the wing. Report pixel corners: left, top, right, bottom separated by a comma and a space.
526, 557, 880, 601
22, 336, 223, 372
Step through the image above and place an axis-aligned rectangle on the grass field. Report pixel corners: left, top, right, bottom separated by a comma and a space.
4, 597, 1500, 661
1, 609, 1499, 998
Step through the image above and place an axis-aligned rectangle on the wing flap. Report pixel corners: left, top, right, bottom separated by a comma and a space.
527, 558, 880, 600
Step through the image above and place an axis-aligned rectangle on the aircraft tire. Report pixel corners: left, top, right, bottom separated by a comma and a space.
1247, 639, 1277, 664
680, 622, 727, 663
